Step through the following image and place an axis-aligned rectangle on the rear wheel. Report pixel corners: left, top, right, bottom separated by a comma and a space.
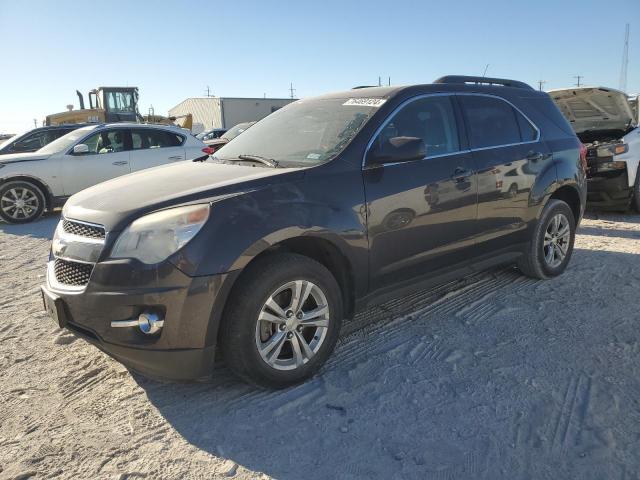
220, 253, 343, 389
517, 199, 576, 279
0, 181, 46, 224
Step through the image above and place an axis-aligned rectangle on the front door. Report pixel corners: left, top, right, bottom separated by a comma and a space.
363, 95, 478, 292
61, 128, 131, 195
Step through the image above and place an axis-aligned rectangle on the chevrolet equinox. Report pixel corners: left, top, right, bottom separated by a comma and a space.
42, 76, 587, 388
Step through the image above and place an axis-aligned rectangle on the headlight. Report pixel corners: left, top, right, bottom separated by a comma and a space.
110, 204, 210, 264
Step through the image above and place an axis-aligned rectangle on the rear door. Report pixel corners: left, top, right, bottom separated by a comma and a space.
457, 94, 551, 252
363, 94, 478, 291
129, 129, 186, 171
60, 128, 131, 195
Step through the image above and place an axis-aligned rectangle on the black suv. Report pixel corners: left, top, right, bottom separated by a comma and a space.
42, 76, 586, 388
0, 124, 86, 155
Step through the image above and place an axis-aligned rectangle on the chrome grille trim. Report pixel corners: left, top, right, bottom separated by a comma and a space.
62, 219, 106, 239
53, 258, 93, 287
50, 217, 107, 289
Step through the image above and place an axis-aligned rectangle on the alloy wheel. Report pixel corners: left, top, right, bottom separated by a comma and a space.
1, 187, 40, 221
543, 212, 570, 268
255, 280, 330, 371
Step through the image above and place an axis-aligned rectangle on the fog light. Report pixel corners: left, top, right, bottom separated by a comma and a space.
110, 310, 164, 334
138, 311, 164, 335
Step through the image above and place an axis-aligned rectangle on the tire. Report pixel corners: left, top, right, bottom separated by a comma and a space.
517, 199, 576, 279
633, 167, 640, 213
220, 253, 343, 389
0, 180, 46, 224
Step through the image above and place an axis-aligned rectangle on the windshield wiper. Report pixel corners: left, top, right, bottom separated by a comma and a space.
236, 154, 280, 168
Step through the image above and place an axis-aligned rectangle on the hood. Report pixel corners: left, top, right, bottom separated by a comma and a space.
548, 87, 635, 134
0, 151, 50, 164
63, 160, 303, 231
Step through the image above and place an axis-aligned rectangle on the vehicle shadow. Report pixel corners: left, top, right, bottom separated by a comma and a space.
578, 226, 640, 240
135, 247, 640, 479
0, 211, 59, 239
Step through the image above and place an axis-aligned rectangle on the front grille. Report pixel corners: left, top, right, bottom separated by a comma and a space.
62, 219, 105, 239
54, 259, 93, 286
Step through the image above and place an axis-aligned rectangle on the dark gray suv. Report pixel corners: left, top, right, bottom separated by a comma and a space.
42, 76, 587, 388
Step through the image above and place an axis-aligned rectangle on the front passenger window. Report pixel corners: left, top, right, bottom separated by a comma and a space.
80, 130, 127, 154
372, 96, 460, 159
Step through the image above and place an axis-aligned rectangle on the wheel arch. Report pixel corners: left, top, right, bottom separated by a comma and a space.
214, 234, 357, 351
0, 175, 54, 210
546, 184, 582, 225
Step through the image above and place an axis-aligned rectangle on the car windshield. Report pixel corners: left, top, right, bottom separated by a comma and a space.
215, 98, 380, 166
38, 127, 96, 155
0, 133, 21, 149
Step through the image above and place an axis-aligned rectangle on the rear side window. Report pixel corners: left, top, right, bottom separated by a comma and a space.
459, 96, 535, 149
132, 129, 185, 149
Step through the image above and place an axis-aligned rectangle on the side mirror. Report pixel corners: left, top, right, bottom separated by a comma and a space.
366, 136, 426, 166
73, 144, 89, 155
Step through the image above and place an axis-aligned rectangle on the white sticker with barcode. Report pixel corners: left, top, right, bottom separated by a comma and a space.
343, 98, 387, 107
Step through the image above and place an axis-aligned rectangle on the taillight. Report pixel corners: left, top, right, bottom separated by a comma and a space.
579, 143, 587, 172
202, 147, 215, 155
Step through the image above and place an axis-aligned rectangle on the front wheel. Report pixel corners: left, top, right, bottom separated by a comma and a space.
220, 253, 343, 389
517, 199, 576, 279
0, 181, 46, 224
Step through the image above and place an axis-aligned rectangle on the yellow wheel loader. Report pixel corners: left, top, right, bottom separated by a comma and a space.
45, 87, 192, 130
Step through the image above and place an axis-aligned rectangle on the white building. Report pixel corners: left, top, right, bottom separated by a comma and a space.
169, 97, 295, 133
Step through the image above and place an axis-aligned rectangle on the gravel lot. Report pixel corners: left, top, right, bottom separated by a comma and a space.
1, 211, 640, 479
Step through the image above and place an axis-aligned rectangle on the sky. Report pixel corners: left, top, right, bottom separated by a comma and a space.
0, 0, 637, 133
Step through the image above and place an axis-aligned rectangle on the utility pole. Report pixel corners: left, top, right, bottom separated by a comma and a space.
537, 80, 547, 91
482, 64, 490, 77
33, 119, 37, 128
378, 76, 382, 87
388, 76, 391, 86
619, 23, 630, 93
204, 86, 211, 97
289, 82, 296, 99
573, 75, 583, 87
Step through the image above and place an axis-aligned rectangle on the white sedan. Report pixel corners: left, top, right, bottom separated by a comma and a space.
0, 123, 207, 223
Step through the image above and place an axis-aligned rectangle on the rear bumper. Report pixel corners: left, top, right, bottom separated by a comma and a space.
42, 258, 239, 381
586, 169, 631, 210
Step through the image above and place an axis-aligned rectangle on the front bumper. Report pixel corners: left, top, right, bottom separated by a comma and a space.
42, 258, 238, 381
586, 169, 631, 210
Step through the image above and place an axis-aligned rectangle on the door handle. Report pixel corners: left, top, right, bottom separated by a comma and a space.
451, 167, 472, 182
168, 155, 183, 160
526, 152, 545, 162
112, 161, 128, 166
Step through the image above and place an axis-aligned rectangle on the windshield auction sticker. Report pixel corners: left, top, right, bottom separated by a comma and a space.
343, 98, 387, 107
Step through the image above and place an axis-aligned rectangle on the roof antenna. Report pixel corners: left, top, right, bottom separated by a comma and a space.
482, 64, 490, 77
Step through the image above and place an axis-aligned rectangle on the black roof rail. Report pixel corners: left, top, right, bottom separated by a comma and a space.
433, 75, 534, 90
352, 85, 377, 89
